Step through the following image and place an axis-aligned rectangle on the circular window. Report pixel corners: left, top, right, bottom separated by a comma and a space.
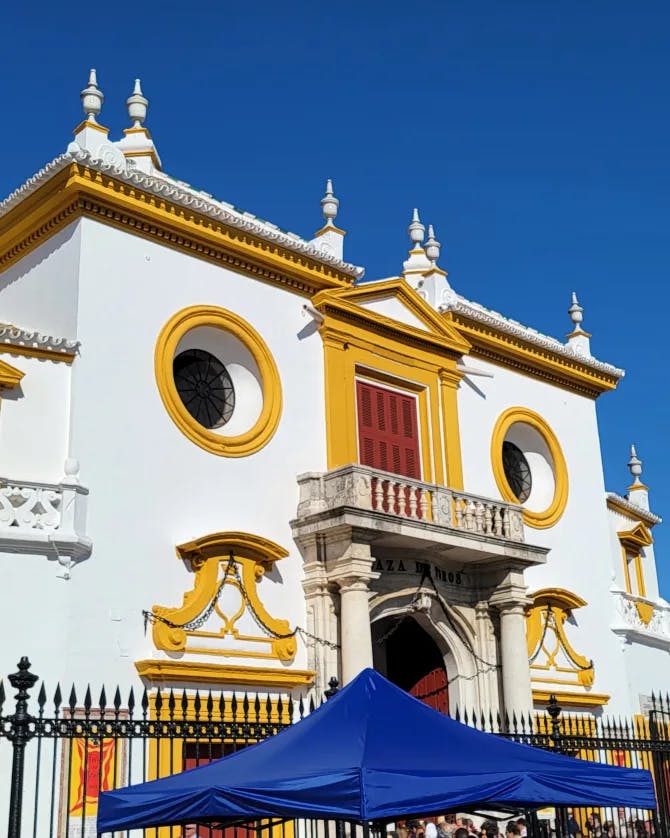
491, 407, 568, 529
155, 306, 282, 457
173, 349, 235, 430
502, 441, 532, 503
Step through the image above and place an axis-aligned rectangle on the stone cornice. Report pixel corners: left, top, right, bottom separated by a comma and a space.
0, 323, 79, 363
0, 151, 363, 294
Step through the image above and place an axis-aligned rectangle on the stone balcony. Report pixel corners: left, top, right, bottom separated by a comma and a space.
293, 464, 548, 568
611, 589, 670, 648
0, 469, 92, 570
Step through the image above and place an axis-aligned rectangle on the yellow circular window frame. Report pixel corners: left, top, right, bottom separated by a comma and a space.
155, 305, 282, 457
491, 407, 568, 529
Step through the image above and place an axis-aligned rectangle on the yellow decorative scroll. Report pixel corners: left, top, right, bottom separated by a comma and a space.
527, 588, 595, 689
152, 532, 297, 662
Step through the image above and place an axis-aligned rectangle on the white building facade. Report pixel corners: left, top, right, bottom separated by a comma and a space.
0, 71, 667, 747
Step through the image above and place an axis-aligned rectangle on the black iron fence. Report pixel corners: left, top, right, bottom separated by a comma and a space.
0, 658, 668, 838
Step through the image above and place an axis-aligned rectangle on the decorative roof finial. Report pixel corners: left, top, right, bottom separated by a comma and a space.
80, 69, 104, 123
568, 291, 584, 332
126, 79, 148, 128
408, 208, 425, 249
320, 179, 339, 226
424, 224, 441, 266
628, 444, 643, 487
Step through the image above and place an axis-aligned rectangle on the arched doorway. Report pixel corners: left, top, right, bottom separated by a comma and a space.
372, 615, 449, 714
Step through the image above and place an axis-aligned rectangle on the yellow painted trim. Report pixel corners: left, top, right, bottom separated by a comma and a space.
0, 342, 75, 365
72, 119, 109, 135
444, 310, 620, 398
628, 482, 650, 492
152, 531, 297, 662
634, 600, 654, 625
0, 163, 354, 296
0, 358, 24, 389
491, 406, 568, 529
154, 305, 282, 457
532, 689, 610, 708
566, 329, 592, 339
314, 224, 346, 237
135, 659, 314, 689
123, 126, 152, 138
121, 149, 161, 169
531, 587, 588, 611
621, 547, 633, 594
634, 554, 647, 598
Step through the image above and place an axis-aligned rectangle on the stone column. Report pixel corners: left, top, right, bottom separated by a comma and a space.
338, 576, 375, 683
497, 601, 533, 717
490, 570, 533, 717
327, 536, 378, 685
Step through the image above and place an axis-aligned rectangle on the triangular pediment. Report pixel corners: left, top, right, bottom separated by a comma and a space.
312, 278, 471, 356
618, 522, 653, 549
0, 358, 24, 389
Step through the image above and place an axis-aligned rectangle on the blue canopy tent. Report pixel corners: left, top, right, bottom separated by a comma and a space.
97, 669, 656, 833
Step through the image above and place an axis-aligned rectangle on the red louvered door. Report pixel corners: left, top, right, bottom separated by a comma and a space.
409, 667, 449, 714
356, 380, 421, 478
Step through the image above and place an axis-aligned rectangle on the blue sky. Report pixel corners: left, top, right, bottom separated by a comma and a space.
1, 2, 669, 593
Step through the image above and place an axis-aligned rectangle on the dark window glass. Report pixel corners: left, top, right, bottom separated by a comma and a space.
502, 440, 532, 503
173, 348, 235, 430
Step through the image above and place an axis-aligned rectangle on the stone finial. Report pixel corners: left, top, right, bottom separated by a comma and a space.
320, 179, 339, 226
568, 291, 585, 332
565, 291, 592, 357
424, 224, 441, 265
628, 444, 643, 486
408, 208, 425, 249
126, 79, 148, 128
80, 69, 104, 123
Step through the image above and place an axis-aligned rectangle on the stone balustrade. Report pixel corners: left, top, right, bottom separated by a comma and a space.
296, 464, 525, 543
0, 473, 92, 567
612, 589, 670, 642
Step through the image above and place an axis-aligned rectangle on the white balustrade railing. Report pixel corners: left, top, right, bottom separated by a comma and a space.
0, 474, 91, 566
296, 464, 525, 543
612, 589, 670, 640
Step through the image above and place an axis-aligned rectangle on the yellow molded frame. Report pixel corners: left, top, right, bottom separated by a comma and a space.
313, 279, 469, 489
152, 531, 297, 662
155, 305, 282, 457
527, 588, 595, 690
491, 406, 568, 529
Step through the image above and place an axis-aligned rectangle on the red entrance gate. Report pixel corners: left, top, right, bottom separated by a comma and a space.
408, 666, 449, 714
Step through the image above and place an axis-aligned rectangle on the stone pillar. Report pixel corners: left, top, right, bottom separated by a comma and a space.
490, 570, 533, 717
497, 601, 533, 717
338, 576, 375, 683
327, 536, 378, 685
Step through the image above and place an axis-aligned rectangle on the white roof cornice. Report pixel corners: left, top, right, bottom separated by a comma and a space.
440, 294, 625, 380
0, 323, 80, 356
606, 492, 662, 525
0, 150, 365, 280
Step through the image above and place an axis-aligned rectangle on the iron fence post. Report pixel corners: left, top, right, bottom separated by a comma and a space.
6, 657, 38, 838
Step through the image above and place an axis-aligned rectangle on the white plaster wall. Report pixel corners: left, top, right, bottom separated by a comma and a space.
0, 230, 78, 682
0, 355, 71, 482
616, 640, 670, 714
0, 223, 81, 338
457, 360, 645, 714
35, 218, 328, 692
